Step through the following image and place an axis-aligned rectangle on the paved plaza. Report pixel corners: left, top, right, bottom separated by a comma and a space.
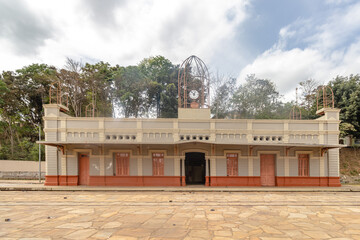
0, 191, 360, 239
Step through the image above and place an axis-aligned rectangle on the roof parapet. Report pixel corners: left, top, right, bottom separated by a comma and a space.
316, 108, 340, 120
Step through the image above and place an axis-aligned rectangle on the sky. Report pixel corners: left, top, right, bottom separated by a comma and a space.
1, 0, 360, 101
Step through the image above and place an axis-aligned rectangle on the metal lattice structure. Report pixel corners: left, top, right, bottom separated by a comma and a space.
289, 106, 302, 120
316, 85, 334, 111
49, 82, 69, 108
178, 55, 210, 109
49, 82, 62, 105
289, 87, 302, 120
85, 103, 96, 117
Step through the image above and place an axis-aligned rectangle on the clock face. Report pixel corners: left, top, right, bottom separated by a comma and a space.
189, 90, 199, 100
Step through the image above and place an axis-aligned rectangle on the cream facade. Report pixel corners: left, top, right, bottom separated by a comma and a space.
40, 104, 342, 187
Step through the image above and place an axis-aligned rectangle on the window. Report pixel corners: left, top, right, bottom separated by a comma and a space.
298, 154, 309, 176
152, 152, 164, 176
226, 153, 238, 176
114, 153, 129, 176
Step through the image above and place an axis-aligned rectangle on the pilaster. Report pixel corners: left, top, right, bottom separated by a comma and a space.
99, 119, 105, 141
246, 120, 253, 142
319, 122, 324, 144
248, 157, 253, 176
283, 122, 289, 143
320, 155, 325, 177
99, 146, 105, 176
173, 120, 179, 141
61, 153, 67, 175
137, 145, 143, 176
210, 121, 216, 141
61, 120, 66, 141
137, 120, 142, 142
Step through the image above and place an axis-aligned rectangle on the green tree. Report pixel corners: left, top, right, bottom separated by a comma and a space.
0, 77, 11, 158
0, 78, 9, 105
16, 64, 57, 126
81, 62, 116, 117
231, 75, 282, 119
13, 64, 56, 161
277, 101, 298, 119
0, 64, 54, 159
114, 65, 148, 118
211, 75, 236, 119
298, 79, 319, 119
57, 58, 86, 117
339, 122, 356, 138
329, 75, 360, 138
0, 71, 21, 158
139, 56, 178, 118
160, 83, 178, 118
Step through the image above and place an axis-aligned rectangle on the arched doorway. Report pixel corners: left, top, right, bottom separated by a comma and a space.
185, 152, 206, 185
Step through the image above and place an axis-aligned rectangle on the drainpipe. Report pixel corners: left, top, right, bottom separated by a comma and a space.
38, 124, 41, 183
208, 159, 211, 186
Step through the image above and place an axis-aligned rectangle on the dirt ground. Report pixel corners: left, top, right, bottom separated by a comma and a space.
340, 147, 360, 184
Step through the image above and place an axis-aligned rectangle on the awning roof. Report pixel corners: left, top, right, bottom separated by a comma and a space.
37, 140, 344, 149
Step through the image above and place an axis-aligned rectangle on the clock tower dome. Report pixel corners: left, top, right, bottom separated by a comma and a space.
178, 55, 210, 110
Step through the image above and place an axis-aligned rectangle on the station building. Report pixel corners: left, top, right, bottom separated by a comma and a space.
40, 104, 342, 187
39, 56, 342, 187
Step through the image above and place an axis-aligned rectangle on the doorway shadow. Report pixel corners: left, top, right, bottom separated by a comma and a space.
185, 152, 205, 185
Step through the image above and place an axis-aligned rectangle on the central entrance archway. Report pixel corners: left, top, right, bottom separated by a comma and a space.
185, 152, 206, 185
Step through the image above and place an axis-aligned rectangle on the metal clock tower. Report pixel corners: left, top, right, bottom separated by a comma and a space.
178, 55, 210, 109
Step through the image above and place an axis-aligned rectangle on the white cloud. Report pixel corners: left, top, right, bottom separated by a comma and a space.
238, 48, 332, 94
0, 0, 249, 72
308, 2, 360, 51
237, 1, 360, 101
325, 0, 355, 5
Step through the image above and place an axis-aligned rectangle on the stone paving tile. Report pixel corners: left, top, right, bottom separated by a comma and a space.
0, 191, 360, 239
63, 229, 97, 239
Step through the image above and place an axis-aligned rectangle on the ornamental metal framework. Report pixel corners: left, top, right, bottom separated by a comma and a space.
316, 85, 335, 112
85, 102, 96, 117
49, 82, 62, 105
178, 55, 210, 109
289, 105, 302, 120
49, 81, 68, 107
289, 87, 302, 120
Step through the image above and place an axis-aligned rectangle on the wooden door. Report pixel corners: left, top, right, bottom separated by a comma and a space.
152, 153, 164, 176
298, 154, 309, 176
115, 153, 129, 176
78, 153, 89, 185
226, 153, 238, 176
260, 154, 275, 186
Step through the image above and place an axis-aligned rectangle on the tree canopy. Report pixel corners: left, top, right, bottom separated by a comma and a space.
329, 75, 360, 138
0, 55, 359, 160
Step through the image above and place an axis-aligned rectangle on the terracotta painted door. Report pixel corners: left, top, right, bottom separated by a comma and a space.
226, 153, 238, 176
260, 154, 276, 186
298, 154, 309, 176
115, 153, 130, 176
78, 153, 89, 185
152, 153, 164, 176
